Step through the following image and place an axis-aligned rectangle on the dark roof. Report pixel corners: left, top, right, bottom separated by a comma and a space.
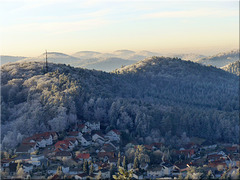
16, 144, 32, 153
14, 154, 30, 160
161, 162, 173, 168
83, 134, 92, 141
76, 173, 88, 177
55, 151, 72, 157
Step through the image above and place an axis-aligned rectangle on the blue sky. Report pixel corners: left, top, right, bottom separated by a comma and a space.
0, 0, 239, 56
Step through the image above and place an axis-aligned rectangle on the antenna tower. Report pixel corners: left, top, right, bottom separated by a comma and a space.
45, 50, 48, 73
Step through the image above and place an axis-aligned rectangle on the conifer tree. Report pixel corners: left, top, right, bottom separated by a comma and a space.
122, 156, 127, 170
133, 157, 138, 169
117, 152, 121, 168
83, 160, 88, 173
89, 163, 94, 175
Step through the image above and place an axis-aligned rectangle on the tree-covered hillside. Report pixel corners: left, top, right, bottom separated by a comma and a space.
221, 61, 240, 76
1, 57, 239, 150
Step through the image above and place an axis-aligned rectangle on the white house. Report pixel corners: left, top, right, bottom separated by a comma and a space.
68, 131, 83, 140
105, 129, 121, 142
31, 155, 44, 161
85, 121, 100, 130
16, 144, 36, 154
78, 124, 91, 133
128, 163, 133, 170
80, 135, 92, 146
47, 166, 58, 175
161, 162, 173, 176
92, 133, 105, 145
62, 166, 70, 174
75, 173, 88, 180
147, 167, 164, 178
23, 132, 54, 148
22, 164, 34, 173
101, 169, 111, 179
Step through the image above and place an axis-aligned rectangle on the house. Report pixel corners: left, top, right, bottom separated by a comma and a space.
68, 131, 83, 139
105, 129, 121, 142
16, 144, 36, 154
14, 154, 30, 162
208, 160, 227, 170
78, 124, 91, 133
55, 151, 72, 160
69, 167, 82, 175
23, 132, 55, 148
144, 144, 154, 151
127, 163, 133, 170
108, 157, 118, 166
1, 158, 13, 168
176, 149, 195, 158
31, 154, 45, 161
65, 137, 79, 147
80, 134, 92, 146
29, 155, 45, 166
55, 139, 75, 151
207, 153, 224, 162
47, 165, 58, 175
161, 162, 173, 176
100, 143, 116, 152
100, 169, 111, 179
225, 146, 239, 154
173, 162, 190, 176
22, 163, 33, 173
76, 153, 91, 162
147, 166, 164, 178
151, 143, 164, 150
133, 171, 144, 179
92, 132, 105, 145
140, 162, 149, 170
75, 173, 89, 180
62, 166, 70, 174
85, 121, 100, 130
98, 152, 115, 162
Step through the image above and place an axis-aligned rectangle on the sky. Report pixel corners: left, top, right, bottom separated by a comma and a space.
0, 0, 239, 56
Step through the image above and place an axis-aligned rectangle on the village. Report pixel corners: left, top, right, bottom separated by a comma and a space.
1, 120, 239, 179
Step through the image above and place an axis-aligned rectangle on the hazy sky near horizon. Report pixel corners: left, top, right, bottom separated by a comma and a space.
0, 0, 239, 56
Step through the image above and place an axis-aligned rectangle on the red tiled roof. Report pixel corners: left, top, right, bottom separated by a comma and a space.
68, 131, 80, 136
225, 146, 238, 152
112, 129, 121, 135
50, 174, 60, 180
78, 124, 85, 129
176, 149, 195, 156
23, 132, 56, 143
76, 153, 90, 159
207, 154, 223, 160
98, 152, 115, 158
65, 137, 78, 143
144, 145, 154, 150
55, 140, 73, 151
208, 161, 227, 168
151, 143, 163, 148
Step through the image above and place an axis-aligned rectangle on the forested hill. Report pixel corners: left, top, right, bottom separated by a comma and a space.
1, 57, 239, 150
221, 61, 240, 76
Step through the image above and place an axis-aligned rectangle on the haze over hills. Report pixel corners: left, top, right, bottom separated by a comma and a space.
0, 56, 26, 65
196, 49, 239, 67
1, 57, 238, 150
1, 49, 239, 73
